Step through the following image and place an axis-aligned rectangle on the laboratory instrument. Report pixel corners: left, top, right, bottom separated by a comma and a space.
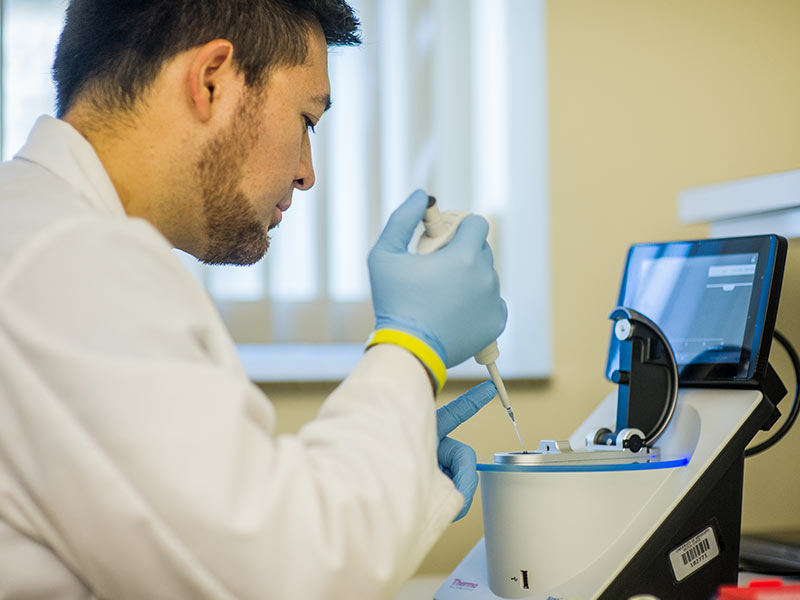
418, 197, 526, 451
436, 234, 788, 600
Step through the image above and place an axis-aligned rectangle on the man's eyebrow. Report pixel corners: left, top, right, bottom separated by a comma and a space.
313, 93, 332, 113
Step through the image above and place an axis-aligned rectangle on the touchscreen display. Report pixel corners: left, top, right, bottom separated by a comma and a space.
626, 252, 757, 365
606, 235, 786, 384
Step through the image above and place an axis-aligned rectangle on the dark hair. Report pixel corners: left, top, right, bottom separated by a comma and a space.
52, 0, 360, 118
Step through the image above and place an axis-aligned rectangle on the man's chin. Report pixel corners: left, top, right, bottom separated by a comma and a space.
201, 249, 267, 266
201, 232, 270, 266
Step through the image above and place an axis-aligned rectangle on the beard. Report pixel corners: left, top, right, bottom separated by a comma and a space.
195, 93, 271, 266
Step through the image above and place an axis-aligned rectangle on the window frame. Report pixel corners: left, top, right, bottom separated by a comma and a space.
230, 0, 553, 383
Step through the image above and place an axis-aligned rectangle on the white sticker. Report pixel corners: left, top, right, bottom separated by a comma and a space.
668, 526, 720, 582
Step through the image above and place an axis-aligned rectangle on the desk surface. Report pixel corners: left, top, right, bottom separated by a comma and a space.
396, 575, 444, 599
396, 572, 800, 600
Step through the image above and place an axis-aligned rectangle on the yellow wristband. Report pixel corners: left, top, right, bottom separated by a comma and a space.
365, 329, 447, 394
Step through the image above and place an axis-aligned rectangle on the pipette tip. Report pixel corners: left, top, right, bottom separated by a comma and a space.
488, 361, 528, 453
506, 408, 527, 452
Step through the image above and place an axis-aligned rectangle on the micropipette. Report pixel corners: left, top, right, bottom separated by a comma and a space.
474, 343, 527, 452
418, 196, 527, 453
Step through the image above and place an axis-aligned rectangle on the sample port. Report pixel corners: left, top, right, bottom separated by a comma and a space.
521, 570, 529, 590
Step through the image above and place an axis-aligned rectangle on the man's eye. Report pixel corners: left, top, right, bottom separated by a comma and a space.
305, 117, 316, 134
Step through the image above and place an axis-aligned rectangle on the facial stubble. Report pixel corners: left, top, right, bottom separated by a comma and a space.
196, 94, 271, 266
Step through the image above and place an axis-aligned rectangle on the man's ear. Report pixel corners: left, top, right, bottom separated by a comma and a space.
187, 39, 236, 122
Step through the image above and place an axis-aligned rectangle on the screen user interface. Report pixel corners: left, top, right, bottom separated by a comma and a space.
623, 251, 758, 367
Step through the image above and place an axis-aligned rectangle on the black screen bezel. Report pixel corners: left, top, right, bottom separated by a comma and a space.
605, 235, 786, 386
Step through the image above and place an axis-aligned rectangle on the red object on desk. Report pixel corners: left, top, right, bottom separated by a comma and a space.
717, 579, 800, 599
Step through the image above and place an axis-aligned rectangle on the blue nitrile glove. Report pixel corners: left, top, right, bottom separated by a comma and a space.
368, 190, 507, 368
437, 381, 497, 521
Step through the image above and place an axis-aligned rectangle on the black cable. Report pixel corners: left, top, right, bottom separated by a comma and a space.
739, 563, 800, 577
745, 329, 800, 457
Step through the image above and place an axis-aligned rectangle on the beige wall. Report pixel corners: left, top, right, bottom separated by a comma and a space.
261, 0, 800, 576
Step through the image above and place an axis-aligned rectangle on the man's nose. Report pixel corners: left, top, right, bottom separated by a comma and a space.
293, 135, 315, 191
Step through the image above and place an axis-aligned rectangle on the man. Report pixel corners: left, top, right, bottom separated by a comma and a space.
0, 1, 507, 598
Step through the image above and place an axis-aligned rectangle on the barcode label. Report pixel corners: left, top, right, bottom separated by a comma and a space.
668, 527, 720, 581
681, 538, 711, 565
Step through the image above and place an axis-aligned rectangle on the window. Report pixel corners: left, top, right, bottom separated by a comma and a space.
0, 0, 65, 159
1, 0, 551, 381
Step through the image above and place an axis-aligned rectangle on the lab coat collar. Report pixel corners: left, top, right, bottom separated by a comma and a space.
14, 115, 126, 218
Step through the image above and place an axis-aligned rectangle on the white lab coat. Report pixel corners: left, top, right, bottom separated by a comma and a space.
0, 116, 463, 599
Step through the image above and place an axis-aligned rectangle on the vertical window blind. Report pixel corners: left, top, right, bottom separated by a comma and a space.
1, 0, 551, 380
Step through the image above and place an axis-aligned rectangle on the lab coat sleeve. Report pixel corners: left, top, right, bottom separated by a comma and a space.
0, 216, 464, 599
